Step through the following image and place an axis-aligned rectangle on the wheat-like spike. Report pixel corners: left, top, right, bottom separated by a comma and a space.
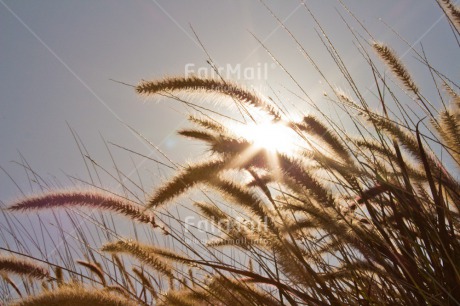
11, 285, 137, 306
132, 267, 158, 299
147, 159, 226, 209
354, 139, 426, 180
194, 201, 229, 223
440, 110, 460, 147
205, 237, 234, 249
266, 238, 319, 288
101, 240, 174, 278
136, 76, 281, 120
178, 129, 216, 143
208, 178, 278, 233
354, 139, 394, 158
439, 0, 460, 32
336, 89, 359, 108
9, 190, 156, 227
278, 154, 335, 206
301, 149, 362, 188
443, 82, 460, 111
76, 260, 106, 287
436, 110, 460, 164
0, 256, 50, 280
371, 117, 460, 194
297, 115, 352, 162
211, 137, 254, 157
369, 116, 421, 160
188, 115, 226, 133
142, 246, 197, 267
373, 42, 419, 94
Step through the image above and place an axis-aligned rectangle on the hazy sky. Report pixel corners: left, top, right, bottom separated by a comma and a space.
1, 1, 458, 202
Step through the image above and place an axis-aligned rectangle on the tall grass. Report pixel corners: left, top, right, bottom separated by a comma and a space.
1, 1, 460, 305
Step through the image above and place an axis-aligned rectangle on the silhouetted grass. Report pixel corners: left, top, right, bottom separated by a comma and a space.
1, 1, 460, 305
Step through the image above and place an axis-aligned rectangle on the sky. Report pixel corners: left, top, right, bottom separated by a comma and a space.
1, 0, 458, 204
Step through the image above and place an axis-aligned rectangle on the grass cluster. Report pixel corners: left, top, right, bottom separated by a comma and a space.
1, 1, 460, 305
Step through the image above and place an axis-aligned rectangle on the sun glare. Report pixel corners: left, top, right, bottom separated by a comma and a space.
233, 122, 298, 154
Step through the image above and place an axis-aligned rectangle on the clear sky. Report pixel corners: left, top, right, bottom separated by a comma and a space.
1, 0, 458, 203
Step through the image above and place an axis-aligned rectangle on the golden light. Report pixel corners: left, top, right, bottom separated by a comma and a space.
232, 122, 299, 154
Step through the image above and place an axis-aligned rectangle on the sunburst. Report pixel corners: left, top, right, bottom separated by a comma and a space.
231, 121, 300, 155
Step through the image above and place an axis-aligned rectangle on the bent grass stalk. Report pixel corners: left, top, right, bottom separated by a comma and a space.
8, 190, 156, 227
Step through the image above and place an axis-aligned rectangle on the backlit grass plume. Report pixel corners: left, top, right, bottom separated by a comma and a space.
2, 2, 460, 306
76, 260, 106, 287
101, 240, 174, 279
438, 0, 460, 32
136, 76, 281, 120
0, 256, 50, 280
373, 42, 419, 94
9, 189, 156, 227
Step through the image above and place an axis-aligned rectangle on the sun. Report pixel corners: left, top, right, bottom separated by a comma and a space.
232, 121, 299, 154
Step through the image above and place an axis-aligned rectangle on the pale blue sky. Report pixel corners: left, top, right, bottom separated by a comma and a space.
1, 0, 458, 202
